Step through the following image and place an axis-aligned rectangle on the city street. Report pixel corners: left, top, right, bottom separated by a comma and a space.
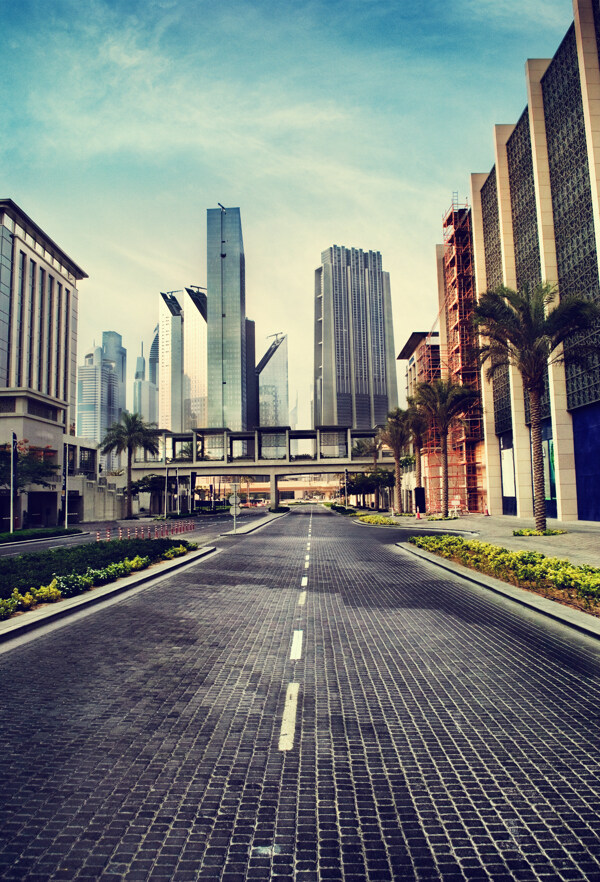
1, 505, 600, 881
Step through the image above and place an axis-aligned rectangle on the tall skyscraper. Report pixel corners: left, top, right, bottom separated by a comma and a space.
158, 288, 208, 431
132, 343, 158, 425
257, 334, 289, 426
148, 325, 159, 386
0, 198, 87, 435
101, 331, 127, 415
76, 345, 119, 469
182, 287, 208, 429
158, 293, 183, 432
314, 245, 398, 429
206, 206, 249, 430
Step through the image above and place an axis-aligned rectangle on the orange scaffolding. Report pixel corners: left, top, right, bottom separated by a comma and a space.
420, 196, 486, 514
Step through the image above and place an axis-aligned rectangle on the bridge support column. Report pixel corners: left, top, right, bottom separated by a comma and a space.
270, 474, 279, 510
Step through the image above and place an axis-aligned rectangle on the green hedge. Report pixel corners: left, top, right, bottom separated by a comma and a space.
358, 515, 397, 526
0, 527, 83, 545
329, 504, 358, 516
408, 534, 600, 609
0, 537, 195, 599
0, 545, 194, 621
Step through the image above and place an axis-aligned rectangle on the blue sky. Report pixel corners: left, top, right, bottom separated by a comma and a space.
1, 0, 574, 416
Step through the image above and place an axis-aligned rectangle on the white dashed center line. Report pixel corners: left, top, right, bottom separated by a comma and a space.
290, 630, 303, 660
298, 591, 307, 606
304, 561, 309, 569
301, 576, 308, 587
279, 683, 300, 751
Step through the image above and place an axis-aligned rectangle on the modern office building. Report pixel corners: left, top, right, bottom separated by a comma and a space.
149, 325, 159, 386
158, 292, 184, 432
257, 334, 289, 426
182, 287, 208, 430
314, 245, 398, 429
158, 288, 208, 432
0, 198, 87, 436
132, 343, 158, 425
0, 200, 119, 526
101, 331, 127, 415
76, 346, 119, 469
206, 206, 250, 430
470, 0, 600, 521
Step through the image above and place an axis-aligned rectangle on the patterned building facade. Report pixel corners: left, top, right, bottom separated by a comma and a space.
471, 0, 600, 520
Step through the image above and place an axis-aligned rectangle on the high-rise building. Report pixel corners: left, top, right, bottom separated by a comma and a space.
158, 293, 184, 432
314, 245, 398, 429
76, 345, 119, 468
469, 0, 600, 521
206, 206, 249, 430
0, 198, 87, 435
182, 287, 208, 430
101, 331, 126, 415
148, 325, 159, 386
132, 343, 158, 425
257, 334, 289, 426
158, 288, 207, 432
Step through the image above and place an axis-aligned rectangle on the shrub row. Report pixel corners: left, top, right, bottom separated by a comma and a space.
0, 527, 83, 545
512, 528, 567, 536
358, 515, 397, 526
0, 537, 195, 599
408, 534, 600, 608
0, 545, 193, 621
329, 504, 358, 516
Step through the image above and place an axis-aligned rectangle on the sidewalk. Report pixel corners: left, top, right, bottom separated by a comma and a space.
381, 511, 600, 568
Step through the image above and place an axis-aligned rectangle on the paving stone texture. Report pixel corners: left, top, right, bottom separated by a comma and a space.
1, 506, 600, 881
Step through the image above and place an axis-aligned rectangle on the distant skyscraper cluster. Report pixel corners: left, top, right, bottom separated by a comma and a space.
76, 331, 127, 469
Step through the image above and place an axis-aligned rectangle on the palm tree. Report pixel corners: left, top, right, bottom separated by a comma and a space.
101, 412, 160, 518
412, 379, 478, 518
473, 281, 600, 531
352, 437, 381, 508
406, 400, 429, 488
378, 408, 411, 514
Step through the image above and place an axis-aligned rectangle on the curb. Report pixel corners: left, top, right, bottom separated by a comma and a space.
220, 511, 289, 536
0, 545, 217, 645
0, 531, 91, 548
400, 542, 600, 641
353, 519, 478, 536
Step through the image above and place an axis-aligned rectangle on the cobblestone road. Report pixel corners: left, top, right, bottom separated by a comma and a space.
1, 506, 600, 881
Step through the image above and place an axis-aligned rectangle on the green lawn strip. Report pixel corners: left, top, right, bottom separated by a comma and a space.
0, 527, 83, 545
0, 537, 197, 616
408, 534, 600, 612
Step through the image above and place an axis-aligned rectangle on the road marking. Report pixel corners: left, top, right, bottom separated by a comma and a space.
298, 591, 307, 606
301, 576, 308, 587
290, 630, 303, 659
279, 683, 300, 751
304, 561, 309, 569
306, 543, 310, 550
305, 554, 310, 561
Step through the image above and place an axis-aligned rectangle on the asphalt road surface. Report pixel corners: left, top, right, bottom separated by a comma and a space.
1, 505, 599, 880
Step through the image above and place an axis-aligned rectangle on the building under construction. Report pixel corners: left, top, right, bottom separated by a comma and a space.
399, 198, 486, 514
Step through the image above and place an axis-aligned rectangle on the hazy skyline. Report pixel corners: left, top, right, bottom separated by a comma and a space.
1, 0, 574, 419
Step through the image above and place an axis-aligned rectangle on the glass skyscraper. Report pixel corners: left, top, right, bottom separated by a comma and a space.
206, 206, 248, 430
314, 245, 398, 429
158, 289, 207, 432
257, 334, 289, 426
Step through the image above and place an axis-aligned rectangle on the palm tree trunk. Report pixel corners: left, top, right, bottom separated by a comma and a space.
415, 443, 422, 487
529, 387, 546, 532
126, 447, 133, 519
373, 449, 379, 510
441, 433, 448, 518
394, 457, 402, 514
